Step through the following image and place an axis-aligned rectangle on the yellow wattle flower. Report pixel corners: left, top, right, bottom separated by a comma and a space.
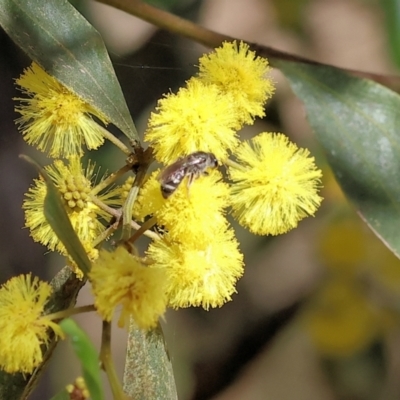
198, 40, 275, 126
229, 132, 323, 235
90, 246, 167, 330
145, 78, 239, 164
15, 62, 108, 158
134, 169, 230, 246
147, 229, 244, 310
0, 274, 62, 374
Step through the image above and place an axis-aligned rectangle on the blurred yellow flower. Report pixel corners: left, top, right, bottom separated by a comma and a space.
318, 217, 367, 275
302, 278, 382, 358
147, 228, 244, 309
145, 79, 239, 164
0, 274, 63, 374
15, 62, 108, 158
90, 246, 167, 330
198, 41, 275, 126
229, 132, 322, 235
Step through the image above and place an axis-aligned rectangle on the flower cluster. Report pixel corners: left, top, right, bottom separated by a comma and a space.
2, 40, 323, 374
137, 41, 322, 311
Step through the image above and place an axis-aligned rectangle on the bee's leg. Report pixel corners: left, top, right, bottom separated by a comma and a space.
186, 173, 194, 197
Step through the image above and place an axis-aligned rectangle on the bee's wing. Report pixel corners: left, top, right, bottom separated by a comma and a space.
158, 158, 187, 182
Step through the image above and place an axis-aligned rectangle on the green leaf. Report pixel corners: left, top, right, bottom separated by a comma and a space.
123, 320, 178, 400
0, 0, 138, 143
21, 155, 91, 275
60, 319, 104, 400
381, 0, 400, 70
274, 60, 400, 258
43, 173, 92, 276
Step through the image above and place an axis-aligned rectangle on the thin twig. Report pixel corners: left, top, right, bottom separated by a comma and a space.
122, 147, 154, 240
125, 215, 158, 245
94, 0, 400, 88
91, 163, 132, 196
100, 321, 128, 400
90, 196, 160, 241
98, 124, 132, 156
47, 305, 96, 321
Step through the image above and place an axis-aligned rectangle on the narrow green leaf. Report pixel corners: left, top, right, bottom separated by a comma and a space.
43, 180, 92, 275
123, 319, 178, 400
60, 319, 104, 400
21, 155, 91, 275
275, 60, 400, 258
0, 0, 138, 142
43, 178, 92, 277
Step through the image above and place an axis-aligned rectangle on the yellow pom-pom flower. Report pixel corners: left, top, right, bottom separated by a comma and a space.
147, 228, 244, 310
0, 274, 63, 374
229, 132, 323, 235
15, 62, 108, 158
145, 79, 239, 164
90, 246, 167, 330
198, 41, 275, 126
23, 157, 119, 272
134, 169, 230, 246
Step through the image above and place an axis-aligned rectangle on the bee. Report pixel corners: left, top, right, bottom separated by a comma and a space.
158, 151, 218, 198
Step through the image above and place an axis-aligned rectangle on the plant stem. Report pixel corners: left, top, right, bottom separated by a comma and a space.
224, 158, 247, 172
100, 321, 128, 400
121, 148, 154, 240
94, 0, 335, 68
89, 196, 160, 242
91, 163, 132, 196
47, 304, 96, 321
98, 125, 132, 156
96, 0, 230, 48
126, 215, 158, 245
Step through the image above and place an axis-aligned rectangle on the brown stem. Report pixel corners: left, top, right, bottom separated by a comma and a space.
93, 0, 325, 65
96, 0, 229, 48
47, 304, 96, 321
94, 0, 400, 89
125, 215, 158, 245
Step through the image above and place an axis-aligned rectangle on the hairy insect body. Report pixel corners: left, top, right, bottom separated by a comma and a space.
159, 151, 218, 198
